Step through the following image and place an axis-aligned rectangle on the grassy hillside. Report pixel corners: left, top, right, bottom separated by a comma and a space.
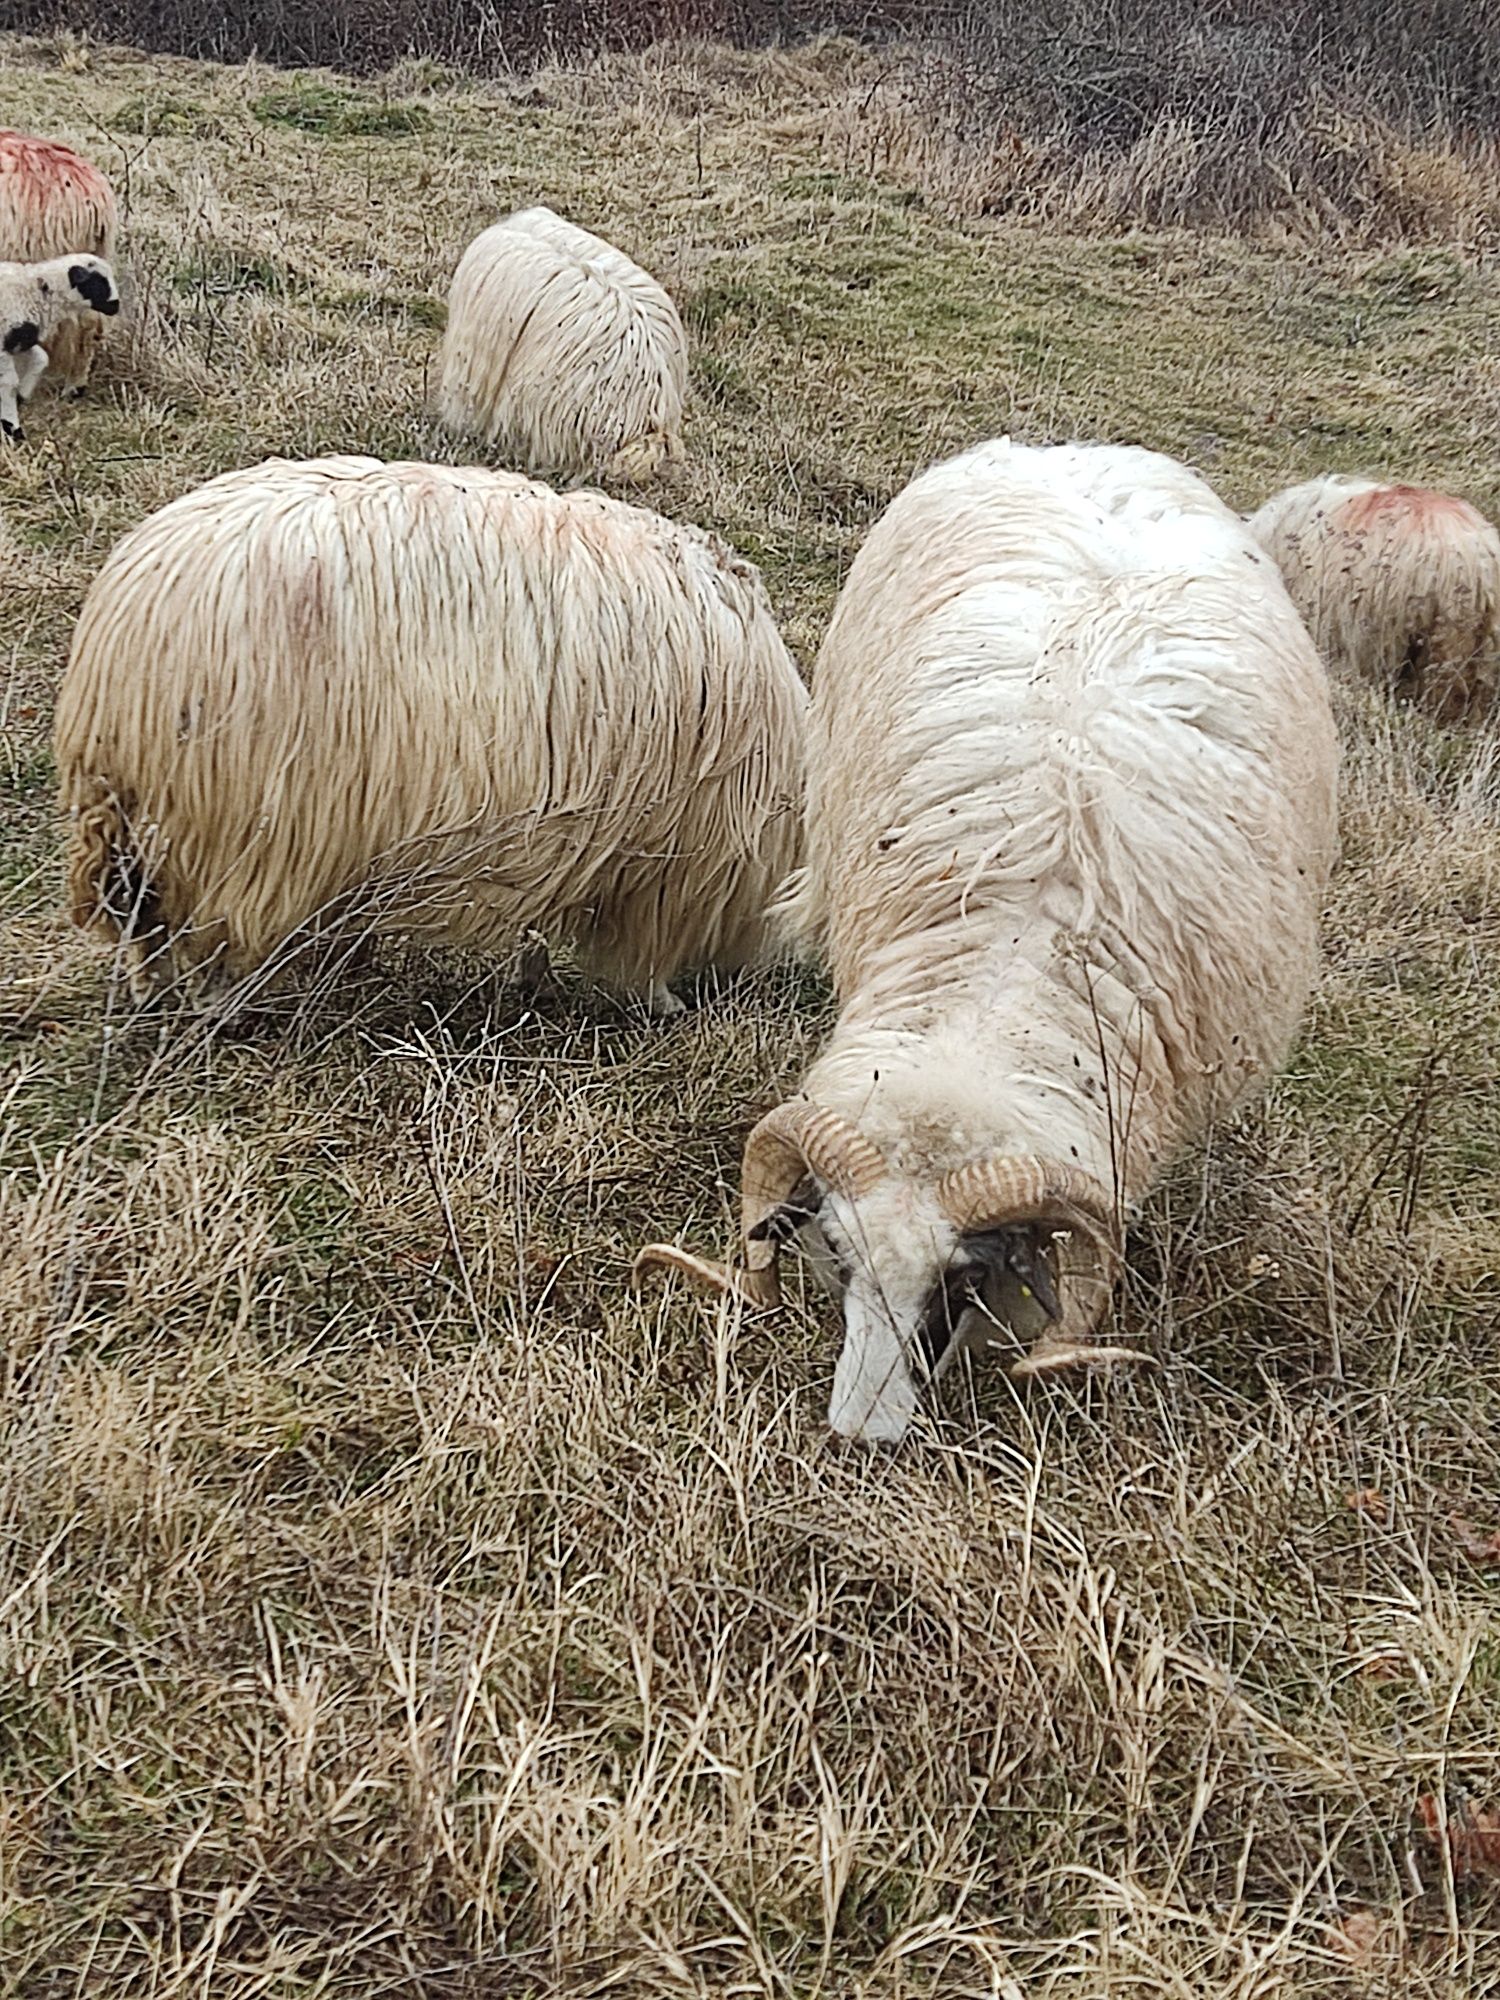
2, 31, 1498, 1998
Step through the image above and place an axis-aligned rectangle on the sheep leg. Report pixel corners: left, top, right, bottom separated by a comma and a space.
49, 318, 98, 398
515, 933, 563, 1007
15, 343, 48, 403
0, 360, 23, 442
645, 981, 687, 1018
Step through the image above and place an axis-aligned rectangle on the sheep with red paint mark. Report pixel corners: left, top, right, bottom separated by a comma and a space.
0, 131, 119, 398
1249, 475, 1500, 722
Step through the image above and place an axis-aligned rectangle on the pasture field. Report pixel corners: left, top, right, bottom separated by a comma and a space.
1, 30, 1499, 1997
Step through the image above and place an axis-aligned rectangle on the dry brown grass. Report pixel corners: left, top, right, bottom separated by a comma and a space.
1, 31, 1499, 1998
851, 72, 1500, 249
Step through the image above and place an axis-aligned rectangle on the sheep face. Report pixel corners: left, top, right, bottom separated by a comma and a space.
764, 1179, 1063, 1443
64, 257, 119, 316
639, 1110, 1123, 1445
816, 1180, 956, 1442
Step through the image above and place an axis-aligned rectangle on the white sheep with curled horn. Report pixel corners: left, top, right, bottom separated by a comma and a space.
437, 206, 687, 482
1247, 474, 1500, 723
54, 455, 806, 1014
638, 438, 1339, 1443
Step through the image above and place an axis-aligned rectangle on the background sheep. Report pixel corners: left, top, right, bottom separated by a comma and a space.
437, 206, 687, 481
1248, 474, 1500, 723
641, 439, 1339, 1441
0, 130, 119, 396
55, 454, 806, 1012
0, 253, 120, 440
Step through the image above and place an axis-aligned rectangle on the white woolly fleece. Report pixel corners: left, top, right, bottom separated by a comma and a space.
0, 132, 118, 393
437, 206, 687, 480
1249, 474, 1500, 722
55, 455, 806, 1003
780, 437, 1339, 1440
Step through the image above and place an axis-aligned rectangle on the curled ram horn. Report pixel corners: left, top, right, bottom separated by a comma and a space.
628, 1242, 778, 1308
936, 1154, 1149, 1376
1009, 1330, 1156, 1378
634, 1099, 888, 1307
936, 1155, 1119, 1245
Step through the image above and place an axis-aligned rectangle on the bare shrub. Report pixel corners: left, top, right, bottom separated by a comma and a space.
843, 2, 1500, 241
12, 0, 1500, 237
6, 0, 919, 72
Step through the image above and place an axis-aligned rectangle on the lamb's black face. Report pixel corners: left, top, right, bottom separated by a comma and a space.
68, 263, 120, 315
2, 319, 40, 354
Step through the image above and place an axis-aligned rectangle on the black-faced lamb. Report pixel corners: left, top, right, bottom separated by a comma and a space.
0, 131, 119, 399
0, 253, 120, 441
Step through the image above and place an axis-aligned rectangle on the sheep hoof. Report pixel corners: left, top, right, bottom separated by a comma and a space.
646, 982, 687, 1019
515, 937, 561, 1007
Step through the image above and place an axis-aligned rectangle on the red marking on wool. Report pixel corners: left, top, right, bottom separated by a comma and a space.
1336, 483, 1486, 536
0, 130, 111, 202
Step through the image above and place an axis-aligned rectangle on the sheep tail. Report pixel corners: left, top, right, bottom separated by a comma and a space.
65, 780, 161, 946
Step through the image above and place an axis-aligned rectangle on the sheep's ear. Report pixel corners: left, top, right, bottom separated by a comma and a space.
68, 264, 119, 315
746, 1175, 821, 1247
960, 1225, 1064, 1321
2, 319, 40, 355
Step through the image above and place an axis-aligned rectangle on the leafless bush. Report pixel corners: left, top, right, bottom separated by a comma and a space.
12, 0, 1500, 236
7, 0, 921, 72
839, 1, 1500, 239
10, 0, 1500, 135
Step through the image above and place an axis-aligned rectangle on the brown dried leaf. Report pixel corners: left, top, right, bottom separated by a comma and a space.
1418, 1793, 1500, 1879
1326, 1908, 1389, 1969
1448, 1512, 1500, 1565
1346, 1488, 1387, 1520
1358, 1651, 1406, 1682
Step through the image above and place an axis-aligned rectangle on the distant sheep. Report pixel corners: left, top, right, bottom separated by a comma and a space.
0, 132, 119, 397
0, 254, 120, 441
55, 456, 806, 1013
640, 440, 1339, 1442
1249, 475, 1500, 722
437, 207, 687, 481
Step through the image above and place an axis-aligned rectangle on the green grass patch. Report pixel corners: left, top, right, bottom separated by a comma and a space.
252, 81, 431, 137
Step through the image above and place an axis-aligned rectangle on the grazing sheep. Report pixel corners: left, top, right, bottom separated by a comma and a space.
639, 439, 1339, 1442
437, 207, 687, 481
1248, 475, 1500, 723
0, 253, 120, 441
0, 132, 119, 397
55, 455, 806, 1011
